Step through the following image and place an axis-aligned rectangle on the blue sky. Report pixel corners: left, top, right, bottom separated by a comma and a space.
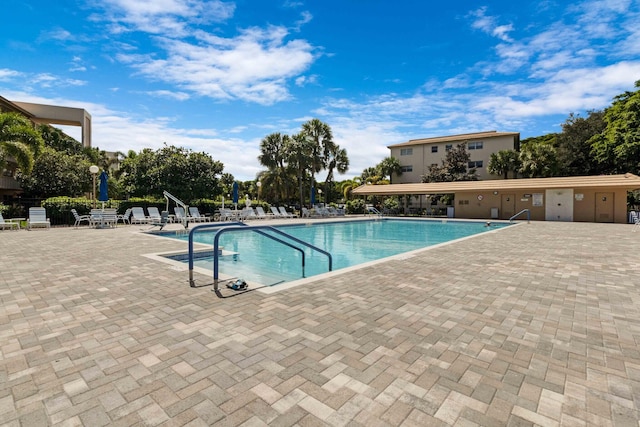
1, 0, 639, 181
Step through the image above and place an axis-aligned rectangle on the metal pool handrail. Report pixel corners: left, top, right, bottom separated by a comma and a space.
187, 222, 332, 287
509, 209, 530, 223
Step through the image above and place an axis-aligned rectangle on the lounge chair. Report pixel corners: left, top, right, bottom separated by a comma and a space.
218, 208, 235, 221
149, 210, 170, 230
255, 206, 273, 219
147, 206, 162, 222
189, 207, 210, 222
174, 206, 188, 223
326, 207, 339, 217
0, 212, 20, 230
27, 207, 50, 230
130, 207, 148, 224
117, 208, 132, 225
270, 206, 284, 218
279, 207, 298, 218
241, 207, 257, 220
71, 209, 90, 228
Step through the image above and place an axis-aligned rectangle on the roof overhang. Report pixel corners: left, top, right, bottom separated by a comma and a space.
352, 173, 640, 196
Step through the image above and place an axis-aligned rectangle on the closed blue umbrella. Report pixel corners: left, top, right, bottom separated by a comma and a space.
310, 186, 316, 206
98, 171, 109, 204
232, 182, 239, 205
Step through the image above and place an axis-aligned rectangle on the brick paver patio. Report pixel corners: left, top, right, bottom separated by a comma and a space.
1, 219, 639, 426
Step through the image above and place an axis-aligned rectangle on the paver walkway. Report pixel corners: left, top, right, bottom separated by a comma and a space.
1, 219, 639, 426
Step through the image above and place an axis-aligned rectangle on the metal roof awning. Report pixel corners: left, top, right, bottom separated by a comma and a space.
352, 173, 640, 196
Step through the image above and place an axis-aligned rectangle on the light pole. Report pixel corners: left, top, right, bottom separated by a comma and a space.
89, 165, 99, 209
256, 181, 261, 200
318, 189, 323, 206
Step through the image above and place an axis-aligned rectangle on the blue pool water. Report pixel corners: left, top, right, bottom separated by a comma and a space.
166, 219, 508, 286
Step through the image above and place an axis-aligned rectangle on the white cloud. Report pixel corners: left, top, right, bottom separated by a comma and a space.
117, 27, 316, 105
468, 7, 514, 42
96, 0, 235, 36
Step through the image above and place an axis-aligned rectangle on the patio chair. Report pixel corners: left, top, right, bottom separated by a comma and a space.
147, 206, 162, 222
270, 206, 284, 218
218, 208, 235, 221
0, 212, 20, 230
255, 206, 273, 219
27, 207, 50, 230
189, 207, 210, 222
149, 210, 170, 231
241, 207, 257, 220
130, 207, 148, 224
279, 207, 298, 218
71, 209, 90, 228
301, 207, 311, 218
117, 208, 132, 225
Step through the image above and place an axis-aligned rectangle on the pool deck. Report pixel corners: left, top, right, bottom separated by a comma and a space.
1, 218, 639, 426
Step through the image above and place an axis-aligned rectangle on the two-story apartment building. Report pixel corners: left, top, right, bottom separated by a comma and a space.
388, 130, 520, 183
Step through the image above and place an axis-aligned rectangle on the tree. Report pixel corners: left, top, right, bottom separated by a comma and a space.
422, 143, 477, 182
119, 145, 223, 201
285, 132, 314, 208
340, 177, 362, 201
258, 133, 292, 204
377, 157, 402, 183
556, 111, 604, 176
18, 148, 90, 197
301, 118, 333, 203
519, 141, 559, 178
488, 149, 521, 179
322, 144, 349, 204
38, 124, 83, 155
590, 80, 640, 175
0, 112, 43, 175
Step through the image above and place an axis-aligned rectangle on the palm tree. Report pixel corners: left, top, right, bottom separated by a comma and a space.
377, 156, 402, 183
0, 112, 43, 175
519, 143, 558, 178
301, 118, 333, 203
323, 144, 349, 204
340, 177, 362, 201
258, 132, 291, 203
285, 133, 314, 208
488, 149, 520, 179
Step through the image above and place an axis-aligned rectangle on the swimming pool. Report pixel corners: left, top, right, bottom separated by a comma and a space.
162, 218, 509, 287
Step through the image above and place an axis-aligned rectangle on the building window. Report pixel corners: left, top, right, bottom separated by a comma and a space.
431, 146, 438, 153
468, 160, 483, 168
445, 144, 452, 151
400, 148, 413, 156
400, 165, 413, 173
468, 141, 483, 150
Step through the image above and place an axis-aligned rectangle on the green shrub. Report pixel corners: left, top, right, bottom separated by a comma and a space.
346, 199, 365, 214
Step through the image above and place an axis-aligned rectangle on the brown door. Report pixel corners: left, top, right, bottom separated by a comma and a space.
501, 194, 515, 220
595, 192, 614, 223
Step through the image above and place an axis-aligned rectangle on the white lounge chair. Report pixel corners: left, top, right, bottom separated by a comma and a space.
27, 207, 50, 230
279, 207, 298, 218
270, 206, 284, 218
218, 208, 235, 221
174, 206, 187, 223
0, 212, 20, 230
189, 207, 210, 222
147, 206, 162, 222
240, 207, 255, 220
255, 206, 273, 219
130, 207, 148, 224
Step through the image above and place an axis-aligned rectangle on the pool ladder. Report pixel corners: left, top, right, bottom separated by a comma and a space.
187, 222, 332, 289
